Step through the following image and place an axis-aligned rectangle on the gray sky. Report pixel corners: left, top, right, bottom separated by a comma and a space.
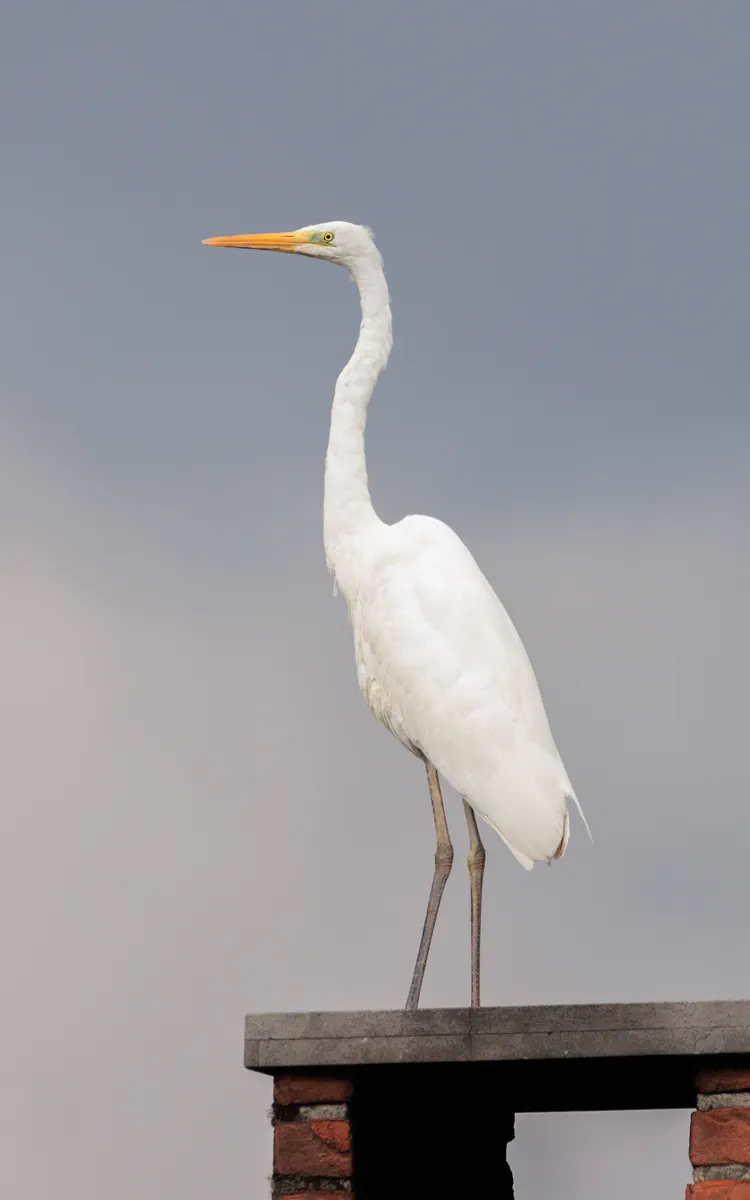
2, 3, 749, 1198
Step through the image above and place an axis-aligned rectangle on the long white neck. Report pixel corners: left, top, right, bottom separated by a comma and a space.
323, 250, 392, 600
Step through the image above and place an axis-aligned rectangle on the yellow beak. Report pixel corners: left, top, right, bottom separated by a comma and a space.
201, 230, 308, 252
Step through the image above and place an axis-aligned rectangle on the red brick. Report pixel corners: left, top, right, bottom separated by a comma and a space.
690, 1110, 750, 1166
686, 1185, 750, 1199
697, 1069, 750, 1096
274, 1120, 353, 1177
273, 1074, 353, 1104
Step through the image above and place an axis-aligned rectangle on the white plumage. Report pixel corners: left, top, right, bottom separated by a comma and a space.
351, 513, 578, 869
203, 218, 590, 1008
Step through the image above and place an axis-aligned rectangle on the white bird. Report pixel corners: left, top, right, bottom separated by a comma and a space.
203, 221, 590, 1009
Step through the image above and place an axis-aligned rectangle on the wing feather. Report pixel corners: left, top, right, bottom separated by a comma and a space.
352, 515, 588, 866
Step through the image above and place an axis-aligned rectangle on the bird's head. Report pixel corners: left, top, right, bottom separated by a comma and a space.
202, 220, 379, 269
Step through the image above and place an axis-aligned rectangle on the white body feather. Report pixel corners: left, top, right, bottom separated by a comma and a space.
347, 515, 576, 868
307, 222, 588, 870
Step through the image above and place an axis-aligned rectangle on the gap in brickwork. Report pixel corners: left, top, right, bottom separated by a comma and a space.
511, 1109, 690, 1200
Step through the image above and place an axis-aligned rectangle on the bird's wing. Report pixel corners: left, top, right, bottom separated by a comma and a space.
354, 515, 580, 865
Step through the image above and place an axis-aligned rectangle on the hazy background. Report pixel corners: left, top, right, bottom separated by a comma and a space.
2, 3, 749, 1197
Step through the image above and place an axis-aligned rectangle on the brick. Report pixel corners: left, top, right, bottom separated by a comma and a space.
686, 1185, 750, 1199
697, 1070, 750, 1096
274, 1120, 353, 1177
273, 1075, 353, 1105
691, 1110, 750, 1166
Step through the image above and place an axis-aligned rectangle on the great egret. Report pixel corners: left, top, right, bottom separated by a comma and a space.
203, 221, 590, 1009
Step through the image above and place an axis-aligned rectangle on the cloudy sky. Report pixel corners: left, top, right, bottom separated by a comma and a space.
3, 3, 749, 1197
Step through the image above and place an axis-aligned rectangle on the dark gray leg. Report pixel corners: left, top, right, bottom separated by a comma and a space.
405, 763, 454, 1011
462, 799, 486, 1008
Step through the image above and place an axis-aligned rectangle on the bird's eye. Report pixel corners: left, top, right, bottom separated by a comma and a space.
322, 231, 335, 243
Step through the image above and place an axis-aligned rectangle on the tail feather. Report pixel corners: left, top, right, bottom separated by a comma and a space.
550, 793, 593, 863
476, 810, 535, 870
568, 791, 593, 844
551, 808, 569, 860
498, 830, 535, 871
477, 788, 592, 872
